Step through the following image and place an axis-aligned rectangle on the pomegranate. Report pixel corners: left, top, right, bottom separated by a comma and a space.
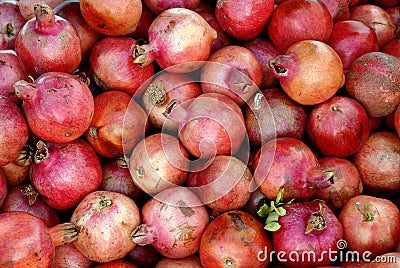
126, 245, 162, 268
85, 90, 147, 158
173, 92, 247, 158
242, 37, 280, 89
30, 139, 102, 210
369, 116, 383, 132
345, 52, 400, 117
70, 190, 141, 263
267, 0, 333, 54
268, 40, 345, 105
129, 4, 156, 40
271, 201, 343, 267
215, 0, 274, 40
314, 157, 363, 212
200, 45, 263, 106
133, 8, 217, 73
129, 133, 190, 195
131, 187, 209, 259
88, 36, 155, 96
244, 88, 307, 148
369, 252, 400, 267
0, 170, 6, 207
0, 1, 26, 50
386, 6, 400, 37
14, 3, 81, 77
0, 96, 29, 166
80, 0, 142, 36
327, 20, 380, 71
141, 71, 202, 134
0, 160, 30, 187
155, 255, 203, 267
253, 137, 334, 202
199, 210, 272, 268
339, 195, 400, 258
55, 1, 103, 63
0, 49, 28, 103
188, 155, 253, 213
51, 243, 93, 268
198, 12, 233, 53
18, 0, 64, 20
94, 260, 139, 268
100, 157, 144, 202
14, 72, 94, 143
0, 211, 77, 267
306, 96, 370, 157
353, 132, 400, 196
143, 0, 201, 14
320, 0, 350, 22
0, 184, 60, 227
395, 104, 400, 136
350, 4, 396, 47
381, 38, 400, 58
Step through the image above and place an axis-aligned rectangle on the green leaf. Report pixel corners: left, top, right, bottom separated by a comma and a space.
266, 212, 279, 223
275, 207, 286, 216
265, 221, 281, 232
276, 188, 284, 204
257, 204, 272, 217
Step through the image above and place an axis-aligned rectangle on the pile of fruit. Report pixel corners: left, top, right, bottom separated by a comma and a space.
0, 0, 399, 267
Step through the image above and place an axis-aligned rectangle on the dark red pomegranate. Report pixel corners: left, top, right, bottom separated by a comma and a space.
80, 0, 142, 36
198, 12, 233, 53
0, 169, 6, 207
89, 36, 155, 96
253, 137, 334, 201
381, 38, 400, 58
143, 0, 201, 14
129, 4, 156, 40
244, 88, 307, 148
0, 49, 28, 103
327, 20, 380, 71
0, 96, 29, 166
306, 95, 370, 157
0, 184, 60, 227
0, 1, 26, 50
386, 6, 400, 37
267, 0, 333, 54
14, 3, 81, 77
320, 0, 350, 22
126, 244, 162, 268
215, 0, 274, 40
14, 71, 94, 143
51, 243, 93, 268
30, 139, 102, 210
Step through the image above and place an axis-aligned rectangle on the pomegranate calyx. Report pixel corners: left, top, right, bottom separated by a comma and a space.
257, 188, 294, 232
356, 202, 376, 221
34, 140, 49, 164
23, 184, 39, 205
5, 23, 15, 38
49, 222, 78, 247
133, 44, 154, 67
34, 3, 56, 29
15, 144, 34, 167
136, 166, 145, 179
116, 156, 129, 169
146, 81, 166, 106
305, 203, 326, 234
216, 0, 226, 8
162, 100, 188, 123
131, 224, 157, 245
253, 92, 264, 110
98, 196, 112, 209
14, 80, 37, 102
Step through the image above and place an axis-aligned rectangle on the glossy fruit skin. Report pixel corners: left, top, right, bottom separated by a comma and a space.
88, 36, 155, 96
14, 72, 94, 143
30, 139, 102, 210
306, 96, 370, 157
267, 0, 333, 54
14, 3, 81, 78
0, 211, 55, 267
71, 191, 141, 263
272, 201, 343, 268
269, 40, 345, 106
215, 0, 274, 40
199, 210, 272, 268
338, 195, 400, 258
